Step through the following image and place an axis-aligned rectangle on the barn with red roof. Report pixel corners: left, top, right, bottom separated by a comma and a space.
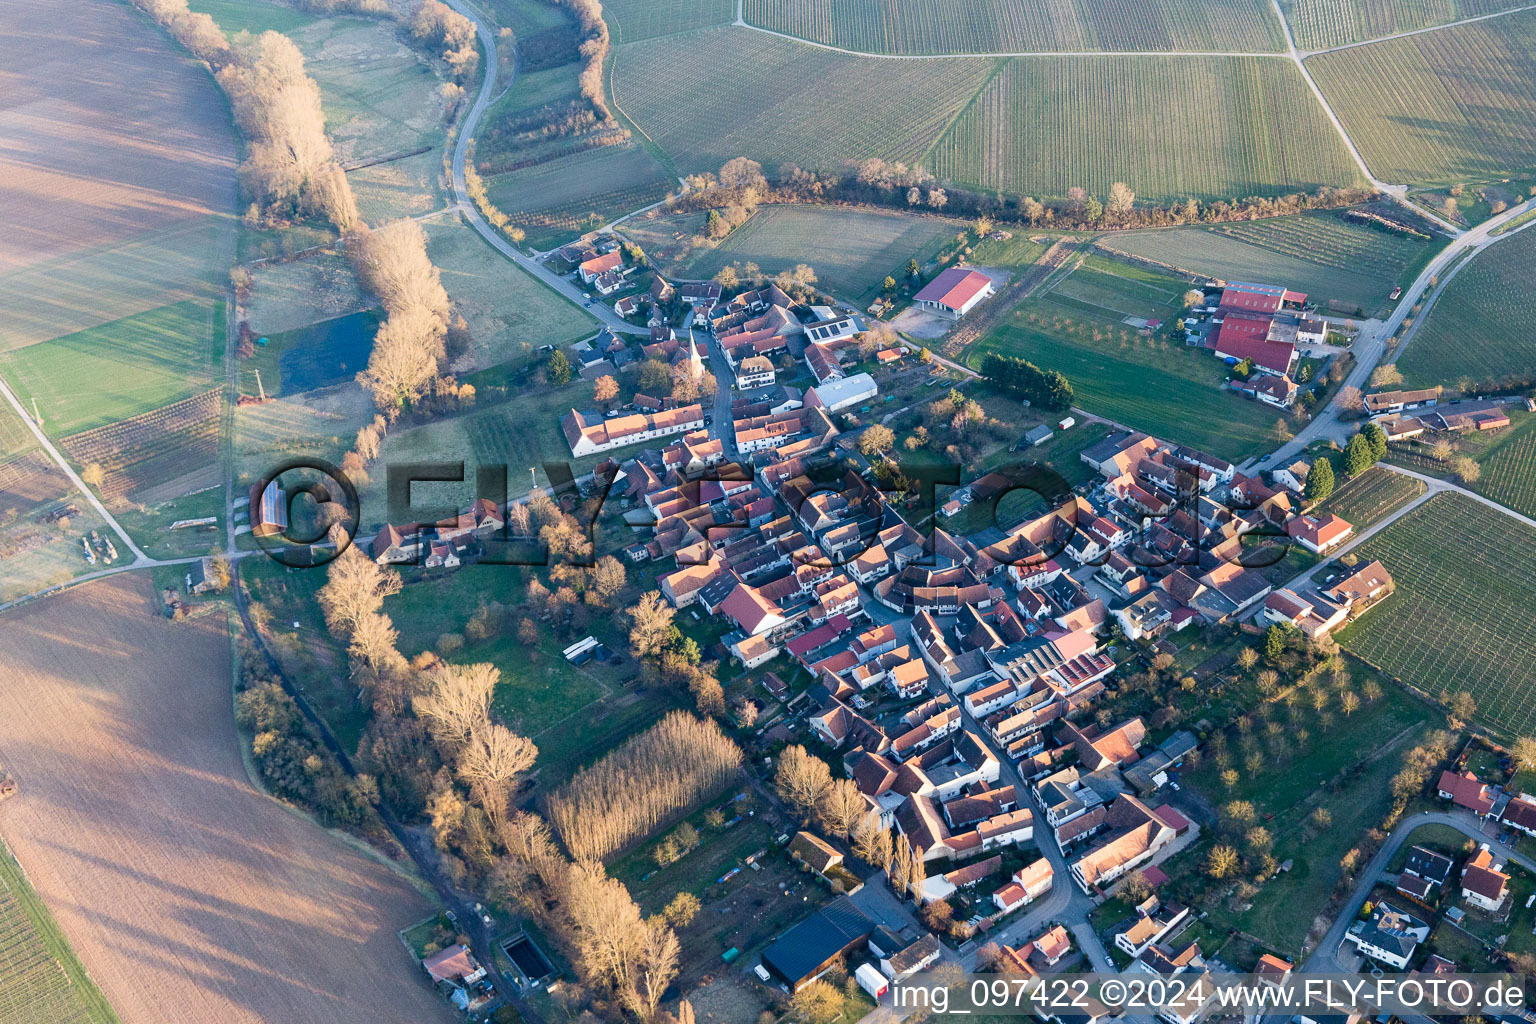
914, 267, 995, 319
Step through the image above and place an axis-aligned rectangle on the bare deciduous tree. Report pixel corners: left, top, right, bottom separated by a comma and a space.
413, 662, 499, 747
456, 722, 537, 821
817, 778, 864, 838
318, 543, 403, 636
775, 745, 833, 820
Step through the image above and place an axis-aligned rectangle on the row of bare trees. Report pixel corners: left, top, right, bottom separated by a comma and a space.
407, 0, 479, 82
132, 2, 357, 228
553, 0, 610, 116
548, 711, 743, 860
220, 32, 359, 229
348, 219, 455, 413
134, 0, 228, 62
494, 812, 681, 1019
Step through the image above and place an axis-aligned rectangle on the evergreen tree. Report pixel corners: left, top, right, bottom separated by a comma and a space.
1304, 458, 1335, 502
1342, 432, 1373, 476
1360, 422, 1388, 462
547, 349, 572, 386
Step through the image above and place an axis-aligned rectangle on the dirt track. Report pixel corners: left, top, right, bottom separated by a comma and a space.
0, 574, 454, 1024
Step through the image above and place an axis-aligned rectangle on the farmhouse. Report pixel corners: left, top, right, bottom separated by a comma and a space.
913, 267, 995, 319
561, 405, 704, 456
1211, 312, 1297, 376
1364, 388, 1440, 414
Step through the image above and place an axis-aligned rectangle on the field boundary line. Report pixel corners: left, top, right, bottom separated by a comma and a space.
725, 10, 1291, 59
1299, 3, 1536, 55
0, 372, 148, 564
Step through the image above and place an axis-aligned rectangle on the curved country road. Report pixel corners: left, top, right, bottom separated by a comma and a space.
441, 0, 645, 336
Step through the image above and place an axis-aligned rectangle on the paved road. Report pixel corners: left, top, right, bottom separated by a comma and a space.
0, 373, 149, 564
1302, 809, 1529, 974
1244, 193, 1536, 473
440, 0, 646, 336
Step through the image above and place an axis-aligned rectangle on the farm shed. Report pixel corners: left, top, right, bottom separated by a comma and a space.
761, 896, 875, 991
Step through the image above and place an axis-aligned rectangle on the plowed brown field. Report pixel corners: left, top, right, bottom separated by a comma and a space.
0, 574, 453, 1024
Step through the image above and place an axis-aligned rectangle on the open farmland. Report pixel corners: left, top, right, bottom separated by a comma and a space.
1316, 465, 1426, 528
611, 27, 996, 174
1307, 11, 1536, 185
424, 217, 595, 370
1108, 211, 1434, 316
603, 0, 736, 40
1282, 0, 1532, 51
0, 575, 454, 1024
484, 145, 674, 251
0, 841, 115, 1024
0, 300, 221, 436
0, 0, 236, 354
58, 390, 223, 506
1336, 492, 1536, 737
658, 205, 962, 303
930, 56, 1364, 201
744, 0, 1285, 52
1397, 225, 1536, 388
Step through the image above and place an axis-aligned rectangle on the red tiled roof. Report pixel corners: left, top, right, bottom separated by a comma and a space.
914, 267, 991, 310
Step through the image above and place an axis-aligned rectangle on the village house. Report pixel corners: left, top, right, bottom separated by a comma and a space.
1345, 902, 1429, 969
992, 856, 1054, 914
736, 354, 776, 389
561, 405, 704, 457
1460, 846, 1510, 911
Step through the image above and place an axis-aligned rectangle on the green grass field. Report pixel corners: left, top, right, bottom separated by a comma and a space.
425, 218, 596, 368
0, 840, 118, 1024
1109, 211, 1435, 317
0, 299, 221, 435
1308, 11, 1536, 185
1315, 465, 1426, 527
1282, 0, 1531, 51
603, 0, 736, 41
663, 205, 961, 303
188, 0, 318, 34
1398, 225, 1536, 389
1178, 676, 1433, 954
968, 304, 1284, 460
612, 27, 996, 174
1337, 491, 1536, 737
484, 145, 674, 251
930, 56, 1365, 201
746, 0, 1286, 52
